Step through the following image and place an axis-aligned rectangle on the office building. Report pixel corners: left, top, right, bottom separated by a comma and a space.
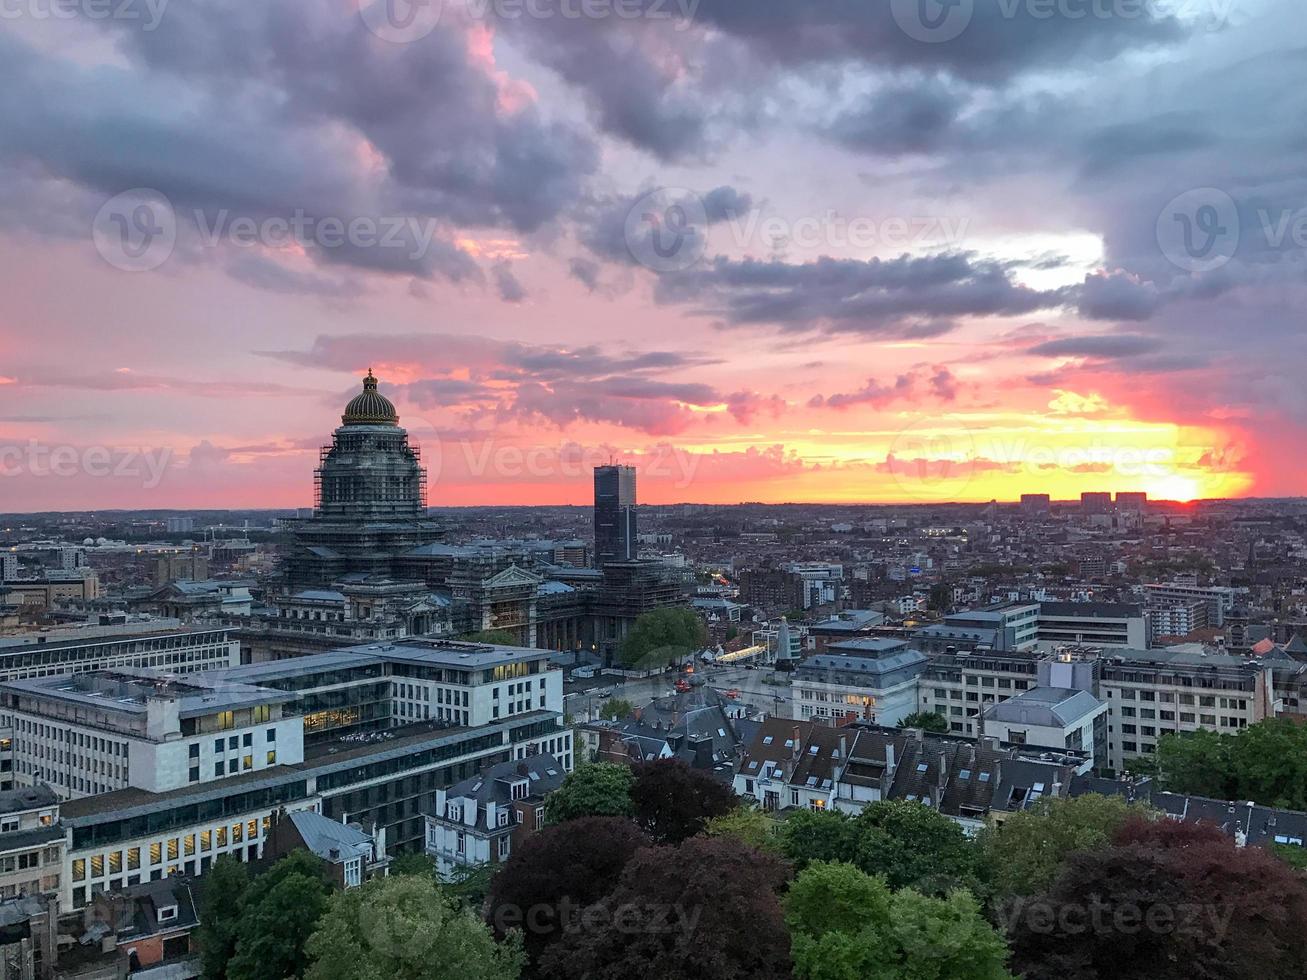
791, 638, 927, 726
1080, 492, 1113, 514
593, 465, 637, 565
43, 636, 570, 909
1019, 493, 1051, 514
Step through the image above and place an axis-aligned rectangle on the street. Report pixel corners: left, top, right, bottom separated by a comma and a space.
564, 663, 794, 720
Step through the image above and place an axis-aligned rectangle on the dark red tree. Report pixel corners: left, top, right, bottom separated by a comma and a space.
1008, 821, 1307, 980
629, 759, 738, 844
485, 816, 650, 972
536, 835, 791, 980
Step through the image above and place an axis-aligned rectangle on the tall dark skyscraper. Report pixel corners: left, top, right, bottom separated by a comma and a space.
594, 465, 637, 566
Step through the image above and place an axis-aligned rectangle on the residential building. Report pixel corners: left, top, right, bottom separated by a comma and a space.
0, 787, 62, 901
264, 809, 387, 889
425, 754, 565, 874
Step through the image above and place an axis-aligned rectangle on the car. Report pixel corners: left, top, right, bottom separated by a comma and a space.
596, 690, 612, 699
725, 688, 740, 699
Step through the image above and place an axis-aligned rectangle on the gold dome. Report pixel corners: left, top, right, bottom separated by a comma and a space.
341, 370, 399, 426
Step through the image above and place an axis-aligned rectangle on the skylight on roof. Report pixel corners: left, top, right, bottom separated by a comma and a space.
916, 763, 928, 772
979, 771, 991, 782
959, 769, 971, 780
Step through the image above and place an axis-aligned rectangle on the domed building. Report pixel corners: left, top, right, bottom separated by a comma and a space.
282, 372, 444, 589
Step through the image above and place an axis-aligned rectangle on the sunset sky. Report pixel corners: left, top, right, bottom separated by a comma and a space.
0, 0, 1300, 510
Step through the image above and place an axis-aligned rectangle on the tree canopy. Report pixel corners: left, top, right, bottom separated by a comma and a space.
617, 607, 707, 669
305, 874, 522, 980
979, 793, 1153, 899
196, 854, 248, 980
899, 710, 950, 734
703, 806, 783, 855
543, 762, 635, 824
786, 862, 1013, 980
1152, 718, 1307, 810
227, 851, 332, 980
536, 835, 791, 980
778, 801, 985, 895
1006, 818, 1307, 980
630, 759, 738, 844
486, 816, 651, 970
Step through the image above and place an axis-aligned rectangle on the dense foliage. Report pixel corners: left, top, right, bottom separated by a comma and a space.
194, 785, 1307, 980
306, 874, 523, 980
1006, 818, 1307, 980
542, 761, 635, 823
617, 607, 707, 668
1149, 718, 1307, 810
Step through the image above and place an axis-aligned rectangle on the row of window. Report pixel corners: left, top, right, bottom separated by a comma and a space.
72, 818, 269, 883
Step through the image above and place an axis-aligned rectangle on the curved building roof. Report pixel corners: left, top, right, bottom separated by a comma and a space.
341, 371, 398, 426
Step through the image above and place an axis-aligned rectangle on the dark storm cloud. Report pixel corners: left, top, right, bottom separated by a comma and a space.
687, 0, 1187, 81
259, 333, 756, 436
0, 5, 596, 285
656, 252, 1071, 335
827, 79, 964, 156
577, 185, 753, 265
1029, 334, 1164, 359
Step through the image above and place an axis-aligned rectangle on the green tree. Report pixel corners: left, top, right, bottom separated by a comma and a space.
787, 862, 1013, 980
543, 762, 634, 823
704, 806, 783, 855
460, 629, 522, 645
1151, 727, 1237, 799
851, 800, 985, 895
388, 852, 437, 879
617, 607, 707, 669
1152, 718, 1307, 810
306, 874, 523, 980
777, 809, 860, 870
598, 697, 634, 720
899, 710, 950, 734
228, 851, 332, 980
196, 854, 248, 980
978, 793, 1153, 899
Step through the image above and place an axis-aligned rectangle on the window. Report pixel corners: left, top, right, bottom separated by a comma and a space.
267, 750, 277, 765
127, 848, 140, 871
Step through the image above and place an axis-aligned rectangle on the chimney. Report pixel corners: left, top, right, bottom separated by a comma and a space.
792, 727, 802, 761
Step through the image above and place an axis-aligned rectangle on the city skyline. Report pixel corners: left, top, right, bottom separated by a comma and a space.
1, 1, 1298, 510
